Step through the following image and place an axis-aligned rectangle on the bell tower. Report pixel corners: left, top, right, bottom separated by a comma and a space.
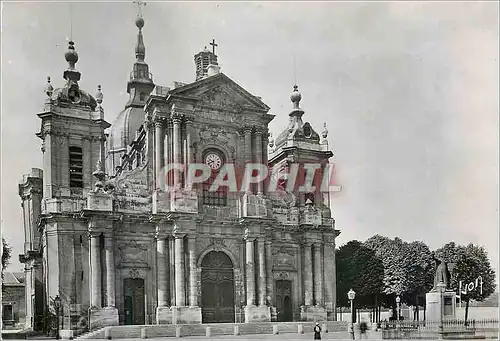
194, 39, 219, 80
37, 41, 110, 208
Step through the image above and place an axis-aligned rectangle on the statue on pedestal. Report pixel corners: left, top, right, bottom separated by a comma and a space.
432, 252, 450, 291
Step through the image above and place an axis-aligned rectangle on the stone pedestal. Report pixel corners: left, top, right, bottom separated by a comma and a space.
60, 329, 74, 340
244, 305, 271, 322
425, 290, 456, 321
156, 306, 173, 324
171, 306, 202, 324
300, 305, 327, 322
88, 307, 119, 330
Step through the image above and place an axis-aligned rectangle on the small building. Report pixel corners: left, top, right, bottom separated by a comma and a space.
2, 272, 26, 329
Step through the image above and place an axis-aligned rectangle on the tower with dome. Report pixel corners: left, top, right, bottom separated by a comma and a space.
18, 10, 340, 335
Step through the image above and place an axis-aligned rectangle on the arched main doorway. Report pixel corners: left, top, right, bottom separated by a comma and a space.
201, 251, 235, 323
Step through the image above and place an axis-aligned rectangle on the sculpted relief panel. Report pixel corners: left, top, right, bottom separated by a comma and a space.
117, 240, 149, 266
198, 85, 245, 113
272, 245, 296, 270
195, 126, 237, 161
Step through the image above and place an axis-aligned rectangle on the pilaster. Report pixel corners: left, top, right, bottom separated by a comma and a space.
257, 238, 266, 306
254, 128, 263, 194
313, 243, 324, 306
172, 113, 182, 188
302, 242, 313, 306
188, 236, 198, 307
154, 118, 165, 189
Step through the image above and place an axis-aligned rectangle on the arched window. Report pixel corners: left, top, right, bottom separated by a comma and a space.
69, 146, 83, 188
139, 92, 145, 101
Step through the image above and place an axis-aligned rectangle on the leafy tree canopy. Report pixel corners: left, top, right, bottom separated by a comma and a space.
336, 240, 384, 308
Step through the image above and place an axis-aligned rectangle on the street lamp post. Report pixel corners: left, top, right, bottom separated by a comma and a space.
395, 295, 401, 322
53, 295, 61, 340
348, 289, 356, 340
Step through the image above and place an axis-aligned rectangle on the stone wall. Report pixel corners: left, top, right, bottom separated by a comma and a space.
2, 285, 26, 328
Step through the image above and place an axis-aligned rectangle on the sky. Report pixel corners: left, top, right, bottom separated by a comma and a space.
1, 2, 498, 284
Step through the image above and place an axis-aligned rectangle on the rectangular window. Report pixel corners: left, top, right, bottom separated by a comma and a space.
202, 170, 227, 206
69, 146, 83, 188
2, 304, 13, 321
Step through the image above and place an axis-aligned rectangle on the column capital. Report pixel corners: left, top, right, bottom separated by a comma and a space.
172, 225, 186, 239
254, 126, 266, 135
171, 111, 183, 123
184, 116, 195, 125
155, 231, 169, 240
240, 125, 253, 135
87, 230, 102, 239
154, 115, 167, 126
244, 228, 257, 241
300, 239, 313, 247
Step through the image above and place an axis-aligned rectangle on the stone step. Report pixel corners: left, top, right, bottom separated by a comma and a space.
76, 321, 349, 339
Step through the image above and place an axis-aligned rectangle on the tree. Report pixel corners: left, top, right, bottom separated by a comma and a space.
364, 236, 435, 320
436, 242, 496, 323
364, 236, 407, 295
336, 240, 384, 309
403, 241, 435, 320
1, 238, 11, 275
2, 238, 12, 292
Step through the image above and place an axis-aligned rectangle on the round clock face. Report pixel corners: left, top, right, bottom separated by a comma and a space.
205, 153, 222, 170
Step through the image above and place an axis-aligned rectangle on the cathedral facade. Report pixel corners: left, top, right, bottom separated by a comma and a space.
18, 15, 340, 333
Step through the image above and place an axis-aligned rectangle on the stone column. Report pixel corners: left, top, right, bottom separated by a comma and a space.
243, 126, 253, 193
155, 119, 165, 189
332, 242, 337, 319
314, 244, 324, 305
265, 240, 273, 305
156, 235, 168, 307
324, 239, 336, 319
262, 131, 269, 195
165, 121, 172, 187
169, 237, 176, 306
245, 235, 256, 306
104, 235, 116, 307
42, 133, 53, 197
303, 243, 313, 306
188, 236, 198, 306
185, 119, 194, 189
257, 239, 266, 306
174, 232, 186, 306
254, 129, 263, 194
172, 115, 182, 188
90, 232, 102, 307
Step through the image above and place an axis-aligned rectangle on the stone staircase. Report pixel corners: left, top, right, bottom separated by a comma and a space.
76, 321, 348, 339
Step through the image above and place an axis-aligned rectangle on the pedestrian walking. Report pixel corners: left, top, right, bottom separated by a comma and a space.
359, 321, 368, 339
313, 322, 322, 340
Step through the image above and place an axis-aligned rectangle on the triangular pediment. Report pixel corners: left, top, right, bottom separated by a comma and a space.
169, 73, 270, 113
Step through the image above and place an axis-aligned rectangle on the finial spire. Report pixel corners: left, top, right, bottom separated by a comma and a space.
92, 159, 105, 191
63, 41, 81, 83
290, 84, 302, 110
289, 84, 304, 122
44, 76, 54, 98
133, 1, 146, 62
321, 122, 328, 139
96, 85, 103, 109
